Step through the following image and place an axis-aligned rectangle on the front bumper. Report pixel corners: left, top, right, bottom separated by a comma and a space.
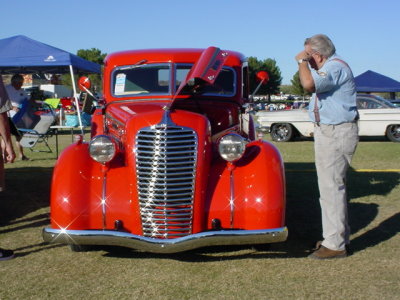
256, 125, 271, 133
43, 227, 288, 253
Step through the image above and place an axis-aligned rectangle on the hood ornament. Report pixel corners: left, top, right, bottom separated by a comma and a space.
158, 109, 176, 128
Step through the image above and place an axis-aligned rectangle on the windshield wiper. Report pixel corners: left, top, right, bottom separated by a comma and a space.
119, 59, 148, 70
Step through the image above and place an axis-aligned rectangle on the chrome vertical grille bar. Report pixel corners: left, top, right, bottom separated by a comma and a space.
135, 115, 197, 239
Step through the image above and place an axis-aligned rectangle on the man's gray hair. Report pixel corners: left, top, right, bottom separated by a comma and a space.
305, 34, 336, 58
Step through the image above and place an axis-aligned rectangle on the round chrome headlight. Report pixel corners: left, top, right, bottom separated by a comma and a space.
218, 133, 247, 162
89, 135, 116, 164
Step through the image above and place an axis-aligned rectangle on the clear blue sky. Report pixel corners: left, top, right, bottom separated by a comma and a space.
1, 0, 399, 84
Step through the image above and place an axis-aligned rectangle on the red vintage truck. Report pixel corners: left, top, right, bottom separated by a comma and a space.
42, 47, 287, 253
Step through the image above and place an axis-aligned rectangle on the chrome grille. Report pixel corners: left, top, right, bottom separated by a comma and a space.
135, 123, 197, 239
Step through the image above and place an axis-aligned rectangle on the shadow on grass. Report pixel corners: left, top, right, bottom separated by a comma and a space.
351, 212, 400, 252
100, 162, 399, 260
0, 167, 53, 225
273, 136, 390, 143
283, 162, 399, 257
0, 213, 49, 234
99, 244, 298, 261
272, 135, 391, 143
2, 162, 399, 260
13, 242, 64, 258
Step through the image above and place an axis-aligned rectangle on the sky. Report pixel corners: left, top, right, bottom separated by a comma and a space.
1, 0, 399, 85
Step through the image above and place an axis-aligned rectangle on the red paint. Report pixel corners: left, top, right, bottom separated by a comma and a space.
48, 47, 286, 247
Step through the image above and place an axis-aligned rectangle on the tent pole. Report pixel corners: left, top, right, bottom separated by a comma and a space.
69, 65, 84, 134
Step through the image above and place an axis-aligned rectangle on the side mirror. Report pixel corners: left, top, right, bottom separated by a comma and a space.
256, 71, 269, 84
78, 76, 99, 102
78, 76, 92, 91
251, 71, 269, 101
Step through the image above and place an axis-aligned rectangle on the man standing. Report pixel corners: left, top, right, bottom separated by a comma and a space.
5, 74, 29, 160
295, 34, 359, 259
0, 76, 16, 261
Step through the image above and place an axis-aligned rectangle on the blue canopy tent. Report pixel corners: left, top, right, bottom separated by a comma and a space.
355, 70, 400, 99
0, 35, 101, 128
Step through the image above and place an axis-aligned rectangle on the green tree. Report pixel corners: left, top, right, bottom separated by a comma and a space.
248, 57, 282, 101
290, 71, 311, 99
279, 85, 293, 95
62, 48, 107, 93
77, 48, 107, 65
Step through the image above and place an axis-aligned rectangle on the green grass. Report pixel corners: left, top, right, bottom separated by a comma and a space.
1, 133, 399, 300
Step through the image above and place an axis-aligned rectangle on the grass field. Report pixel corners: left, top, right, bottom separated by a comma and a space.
0, 133, 399, 300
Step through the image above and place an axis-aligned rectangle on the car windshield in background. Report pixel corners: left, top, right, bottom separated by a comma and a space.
112, 63, 235, 97
357, 95, 397, 109
391, 100, 400, 107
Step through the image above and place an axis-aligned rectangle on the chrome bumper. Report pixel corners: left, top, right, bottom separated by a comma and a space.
43, 227, 288, 253
256, 125, 271, 133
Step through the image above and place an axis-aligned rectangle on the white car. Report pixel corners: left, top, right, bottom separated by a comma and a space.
256, 94, 400, 142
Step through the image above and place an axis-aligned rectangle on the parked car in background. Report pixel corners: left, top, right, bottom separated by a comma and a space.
257, 94, 400, 142
391, 99, 400, 107
43, 47, 288, 253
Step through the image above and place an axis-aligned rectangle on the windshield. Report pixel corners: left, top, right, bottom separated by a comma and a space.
374, 95, 397, 108
357, 95, 397, 109
112, 63, 235, 97
113, 64, 170, 96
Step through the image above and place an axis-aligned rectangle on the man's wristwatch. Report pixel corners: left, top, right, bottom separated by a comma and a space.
297, 58, 308, 64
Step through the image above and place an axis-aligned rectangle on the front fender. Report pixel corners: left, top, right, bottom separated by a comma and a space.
206, 139, 285, 230
50, 142, 104, 230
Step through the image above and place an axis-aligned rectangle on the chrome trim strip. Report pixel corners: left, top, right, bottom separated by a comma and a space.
105, 113, 125, 128
101, 172, 107, 229
138, 197, 191, 203
230, 169, 235, 228
137, 149, 196, 155
211, 125, 240, 142
43, 227, 288, 254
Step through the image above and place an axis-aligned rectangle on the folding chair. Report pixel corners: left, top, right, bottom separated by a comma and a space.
81, 92, 95, 114
15, 101, 56, 153
80, 92, 95, 126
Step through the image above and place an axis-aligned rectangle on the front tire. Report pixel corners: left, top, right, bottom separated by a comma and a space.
270, 123, 294, 142
386, 125, 400, 142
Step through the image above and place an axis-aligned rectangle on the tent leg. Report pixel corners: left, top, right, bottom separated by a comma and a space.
69, 65, 84, 135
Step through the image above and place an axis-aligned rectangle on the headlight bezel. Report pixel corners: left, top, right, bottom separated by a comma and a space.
89, 135, 117, 164
218, 133, 247, 162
